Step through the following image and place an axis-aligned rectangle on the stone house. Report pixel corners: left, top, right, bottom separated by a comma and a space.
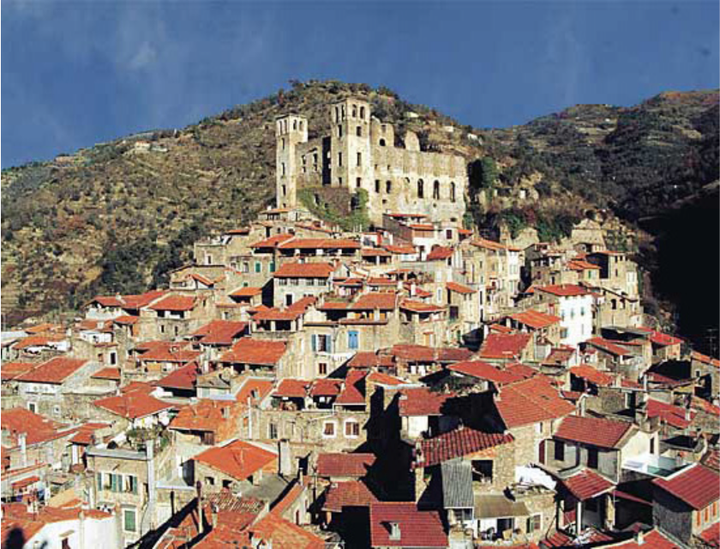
193, 439, 278, 493
592, 287, 642, 331
586, 251, 639, 299
369, 502, 448, 549
529, 285, 594, 348
691, 351, 720, 402
272, 261, 341, 308
84, 289, 167, 321
92, 387, 175, 431
142, 293, 215, 340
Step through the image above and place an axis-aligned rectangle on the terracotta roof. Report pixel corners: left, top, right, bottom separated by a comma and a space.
700, 522, 720, 548
277, 238, 360, 250
361, 248, 391, 257
252, 307, 303, 321
250, 233, 294, 248
1, 503, 112, 543
367, 276, 397, 286
93, 391, 173, 419
89, 289, 166, 309
351, 292, 397, 310
366, 371, 405, 386
149, 294, 196, 312
316, 453, 375, 478
646, 399, 694, 429
15, 357, 88, 384
692, 351, 720, 368
386, 212, 427, 219
112, 315, 140, 325
510, 309, 561, 329
645, 330, 683, 347
496, 376, 576, 428
273, 379, 309, 399
335, 370, 367, 405
139, 346, 202, 363
218, 338, 287, 366
426, 246, 453, 260
309, 378, 342, 397
1, 362, 37, 381
248, 511, 324, 549
230, 286, 263, 298
449, 361, 524, 385
13, 334, 66, 350
586, 337, 631, 357
157, 362, 200, 391
90, 367, 121, 381
399, 299, 444, 313
471, 237, 506, 251
1, 408, 70, 446
505, 362, 537, 380
569, 365, 614, 387
490, 323, 515, 334
68, 422, 110, 445
323, 480, 379, 512
398, 388, 454, 417
236, 378, 274, 404
536, 284, 589, 297
653, 464, 720, 510
383, 244, 417, 254
347, 351, 395, 369
561, 469, 615, 501
287, 296, 317, 312
191, 320, 248, 345
274, 262, 334, 278
195, 440, 277, 481
479, 333, 532, 360
170, 399, 239, 433
24, 323, 63, 334
554, 415, 633, 449
415, 428, 514, 468
446, 281, 475, 294
369, 503, 448, 548
567, 259, 601, 271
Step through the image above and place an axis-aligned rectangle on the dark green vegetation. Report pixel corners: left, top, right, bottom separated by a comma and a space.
2, 82, 717, 351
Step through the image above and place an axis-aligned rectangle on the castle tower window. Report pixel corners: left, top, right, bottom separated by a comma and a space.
282, 185, 287, 196
293, 120, 297, 130
357, 152, 362, 167
379, 138, 386, 147
375, 180, 380, 193
281, 137, 286, 150
338, 125, 343, 138
433, 180, 440, 199
299, 121, 303, 131
356, 177, 362, 189
356, 126, 362, 137
281, 162, 286, 176
352, 105, 357, 118
386, 181, 392, 193
450, 181, 456, 202
338, 152, 343, 167
360, 106, 365, 119
417, 179, 424, 198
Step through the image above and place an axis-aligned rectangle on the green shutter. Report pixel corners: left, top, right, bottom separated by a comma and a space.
124, 509, 136, 532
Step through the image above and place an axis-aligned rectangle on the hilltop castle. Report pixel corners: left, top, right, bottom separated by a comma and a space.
275, 97, 467, 225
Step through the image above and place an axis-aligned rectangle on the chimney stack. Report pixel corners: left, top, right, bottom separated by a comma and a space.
278, 439, 293, 477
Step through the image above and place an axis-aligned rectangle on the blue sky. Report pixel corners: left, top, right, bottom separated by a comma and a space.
2, 1, 718, 168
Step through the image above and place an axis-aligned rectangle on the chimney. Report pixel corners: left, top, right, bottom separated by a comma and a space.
389, 521, 401, 541
278, 439, 293, 477
19, 433, 27, 467
636, 530, 645, 545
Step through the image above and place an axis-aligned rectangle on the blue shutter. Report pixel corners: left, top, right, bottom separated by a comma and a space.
327, 336, 333, 353
349, 331, 358, 350
311, 335, 317, 352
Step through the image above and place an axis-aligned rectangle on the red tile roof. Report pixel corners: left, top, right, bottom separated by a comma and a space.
316, 453, 375, 478
89, 289, 166, 309
415, 428, 514, 468
496, 376, 576, 428
277, 238, 360, 250
218, 338, 287, 366
138, 346, 201, 363
555, 415, 633, 449
335, 370, 367, 405
191, 320, 248, 345
230, 286, 263, 297
13, 334, 66, 350
692, 351, 720, 368
68, 422, 110, 445
273, 379, 309, 399
274, 262, 334, 278
369, 503, 447, 548
446, 281, 475, 294
195, 440, 277, 481
93, 391, 174, 419
368, 276, 398, 286
361, 248, 391, 257
568, 259, 601, 271
471, 237, 506, 251
653, 464, 720, 510
351, 292, 397, 310
90, 367, 121, 381
15, 357, 88, 384
236, 378, 274, 404
479, 333, 532, 360
1, 362, 37, 381
449, 360, 524, 385
149, 294, 196, 311
505, 362, 537, 380
700, 522, 720, 547
170, 399, 240, 433
537, 284, 589, 297
399, 299, 444, 313
426, 246, 453, 260
646, 330, 683, 347
310, 378, 342, 397
510, 309, 561, 329
383, 244, 417, 254
569, 365, 614, 387
398, 388, 454, 417
366, 372, 406, 386
112, 315, 139, 325
323, 480, 379, 512
561, 469, 615, 501
250, 233, 294, 248
347, 351, 395, 369
157, 362, 200, 391
1, 408, 71, 446
586, 337, 631, 357
249, 511, 325, 549
646, 399, 694, 429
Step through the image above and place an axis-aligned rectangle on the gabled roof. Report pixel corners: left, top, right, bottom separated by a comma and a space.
569, 365, 614, 387
1, 408, 70, 446
510, 309, 561, 329
398, 388, 454, 417
274, 262, 334, 278
248, 511, 325, 549
426, 246, 454, 260
561, 469, 615, 501
586, 337, 631, 357
316, 453, 375, 478
273, 379, 309, 399
646, 399, 694, 429
471, 237, 507, 251
1, 362, 37, 381
149, 294, 196, 312
218, 338, 287, 366
496, 375, 576, 428
194, 440, 277, 482
335, 370, 366, 405
138, 346, 201, 363
277, 238, 360, 250
249, 233, 294, 248
93, 390, 174, 419
169, 399, 240, 433
157, 362, 200, 391
479, 333, 532, 360
399, 299, 444, 313
230, 286, 263, 298
536, 284, 589, 297
347, 351, 395, 369
568, 259, 602, 271
323, 480, 379, 512
190, 320, 248, 345
89, 289, 166, 309
90, 367, 121, 381
692, 351, 720, 368
653, 464, 720, 510
15, 357, 88, 384
449, 361, 525, 386
446, 281, 475, 294
415, 428, 514, 468
369, 503, 447, 548
13, 334, 66, 350
351, 292, 397, 310
554, 415, 634, 449
309, 378, 343, 397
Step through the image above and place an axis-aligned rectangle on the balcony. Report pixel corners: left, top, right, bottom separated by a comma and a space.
622, 453, 688, 478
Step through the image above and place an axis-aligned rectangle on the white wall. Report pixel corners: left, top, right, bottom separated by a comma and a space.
558, 295, 594, 348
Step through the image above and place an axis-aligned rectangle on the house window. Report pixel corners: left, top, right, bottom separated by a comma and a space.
527, 514, 541, 532
471, 460, 493, 482
356, 177, 362, 188
312, 334, 332, 353
345, 421, 360, 437
270, 261, 276, 273
348, 331, 359, 350
269, 423, 278, 439
338, 152, 342, 166
356, 126, 362, 137
28, 402, 37, 413
449, 306, 459, 320
318, 363, 328, 376
255, 262, 262, 273
386, 180, 392, 193
375, 180, 380, 193
586, 498, 599, 513
357, 152, 362, 166
417, 180, 424, 198
433, 180, 440, 199
123, 508, 137, 533
587, 448, 599, 469
323, 421, 336, 437
650, 438, 655, 454
554, 441, 565, 461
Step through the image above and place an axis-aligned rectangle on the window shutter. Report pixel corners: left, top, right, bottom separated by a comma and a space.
311, 335, 317, 352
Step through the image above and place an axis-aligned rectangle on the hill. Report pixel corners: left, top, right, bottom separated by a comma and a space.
1, 81, 717, 350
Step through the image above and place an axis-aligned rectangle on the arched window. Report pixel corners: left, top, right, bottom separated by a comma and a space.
379, 138, 386, 147
281, 162, 286, 176
360, 106, 365, 119
433, 180, 440, 199
386, 180, 392, 193
417, 179, 424, 198
293, 120, 297, 130
356, 126, 362, 137
352, 105, 357, 118
450, 181, 456, 202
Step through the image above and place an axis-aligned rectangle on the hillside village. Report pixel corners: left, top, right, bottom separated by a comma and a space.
1, 97, 719, 549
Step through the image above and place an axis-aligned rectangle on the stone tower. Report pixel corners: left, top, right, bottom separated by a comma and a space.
275, 114, 308, 209
328, 98, 373, 194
